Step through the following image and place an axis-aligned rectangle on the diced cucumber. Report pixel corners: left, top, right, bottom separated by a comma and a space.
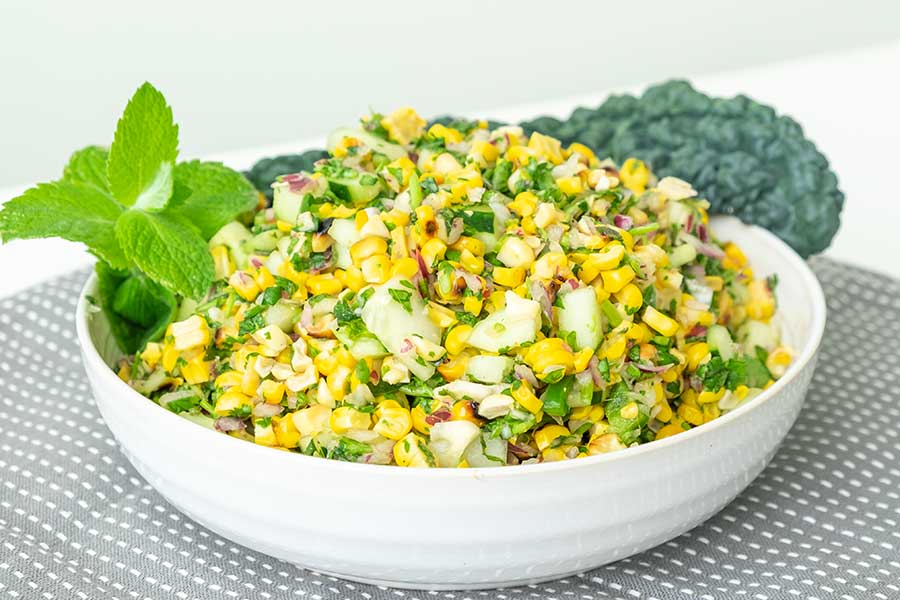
208, 221, 253, 269
668, 244, 697, 267
558, 287, 603, 350
273, 184, 311, 224
327, 175, 382, 204
465, 355, 514, 384
326, 127, 407, 161
360, 277, 441, 380
250, 229, 280, 252
707, 324, 737, 361
333, 327, 389, 360
567, 375, 594, 408
429, 420, 481, 467
265, 300, 302, 332
463, 433, 507, 468
667, 200, 692, 228
468, 292, 541, 353
175, 298, 198, 322
737, 319, 780, 354
328, 218, 361, 269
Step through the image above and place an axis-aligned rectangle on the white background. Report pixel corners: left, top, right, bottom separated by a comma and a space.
2, 2, 900, 293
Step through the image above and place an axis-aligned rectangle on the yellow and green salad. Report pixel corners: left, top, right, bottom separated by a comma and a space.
116, 107, 792, 467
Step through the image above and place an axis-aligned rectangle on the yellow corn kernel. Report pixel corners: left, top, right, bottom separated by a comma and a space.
141, 342, 162, 369
766, 346, 793, 378
214, 390, 252, 416
354, 210, 369, 231
452, 236, 486, 256
330, 405, 371, 434
444, 324, 473, 355
604, 335, 627, 360
614, 283, 643, 312
240, 359, 261, 395
331, 135, 360, 158
306, 274, 343, 296
527, 132, 565, 164
254, 419, 278, 446
531, 251, 568, 280
626, 322, 651, 342
573, 348, 594, 372
698, 388, 726, 404
229, 270, 261, 301
272, 415, 300, 448
278, 259, 308, 288
420, 238, 447, 269
260, 379, 286, 404
341, 265, 366, 292
704, 276, 724, 291
374, 404, 413, 440
567, 142, 596, 162
350, 237, 388, 266
508, 191, 538, 217
579, 244, 625, 283
620, 158, 650, 194
381, 107, 426, 145
492, 266, 525, 287
643, 306, 679, 337
361, 254, 392, 284
211, 245, 235, 279
426, 301, 457, 329
255, 266, 276, 291
702, 403, 721, 423
463, 295, 483, 316
556, 176, 584, 196
390, 257, 419, 279
393, 432, 435, 467
410, 404, 433, 435
181, 353, 212, 384
655, 423, 685, 440
276, 220, 294, 233
427, 123, 464, 144
437, 355, 469, 381
459, 249, 484, 275
601, 265, 636, 294
469, 139, 500, 165
746, 279, 775, 321
534, 424, 571, 451
389, 226, 408, 260
450, 400, 482, 425
723, 242, 748, 268
497, 237, 535, 268
291, 404, 331, 436
734, 385, 750, 400
415, 205, 438, 240
382, 208, 410, 229
533, 202, 559, 228
677, 403, 704, 426
511, 381, 543, 414
685, 342, 710, 371
170, 315, 211, 351
160, 342, 178, 373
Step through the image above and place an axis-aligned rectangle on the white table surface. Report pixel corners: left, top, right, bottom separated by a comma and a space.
2, 41, 898, 297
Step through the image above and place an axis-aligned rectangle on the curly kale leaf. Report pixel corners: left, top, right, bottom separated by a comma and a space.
521, 80, 844, 257
244, 150, 329, 200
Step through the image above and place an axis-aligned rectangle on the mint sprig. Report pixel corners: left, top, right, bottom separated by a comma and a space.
0, 82, 259, 353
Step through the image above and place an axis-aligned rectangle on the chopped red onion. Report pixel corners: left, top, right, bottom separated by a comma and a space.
687, 325, 708, 338
514, 364, 540, 388
696, 223, 710, 243
613, 214, 633, 230
425, 409, 452, 426
300, 303, 313, 330
253, 403, 284, 418
682, 233, 725, 260
456, 269, 483, 293
214, 417, 246, 432
446, 217, 464, 245
634, 362, 671, 374
588, 355, 604, 387
529, 280, 553, 322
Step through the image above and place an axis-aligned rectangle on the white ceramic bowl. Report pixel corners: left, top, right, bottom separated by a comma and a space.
75, 216, 826, 590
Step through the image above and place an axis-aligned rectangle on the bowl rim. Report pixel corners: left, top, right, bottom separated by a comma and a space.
75, 218, 826, 479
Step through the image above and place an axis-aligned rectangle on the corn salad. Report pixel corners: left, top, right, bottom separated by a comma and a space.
120, 108, 791, 467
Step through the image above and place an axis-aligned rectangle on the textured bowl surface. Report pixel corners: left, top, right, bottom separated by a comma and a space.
76, 216, 826, 590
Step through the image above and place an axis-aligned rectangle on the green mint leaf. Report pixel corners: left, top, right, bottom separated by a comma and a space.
115, 210, 213, 299
63, 146, 110, 191
0, 181, 127, 269
169, 160, 258, 239
107, 82, 179, 209
96, 262, 176, 353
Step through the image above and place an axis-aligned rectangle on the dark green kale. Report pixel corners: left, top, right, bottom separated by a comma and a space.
521, 80, 843, 258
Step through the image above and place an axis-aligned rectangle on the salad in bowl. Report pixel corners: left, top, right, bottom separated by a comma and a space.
117, 107, 792, 468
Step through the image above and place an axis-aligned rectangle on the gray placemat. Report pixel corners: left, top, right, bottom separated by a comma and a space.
1, 257, 898, 600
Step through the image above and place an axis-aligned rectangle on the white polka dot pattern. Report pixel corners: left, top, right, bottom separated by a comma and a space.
0, 259, 898, 600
